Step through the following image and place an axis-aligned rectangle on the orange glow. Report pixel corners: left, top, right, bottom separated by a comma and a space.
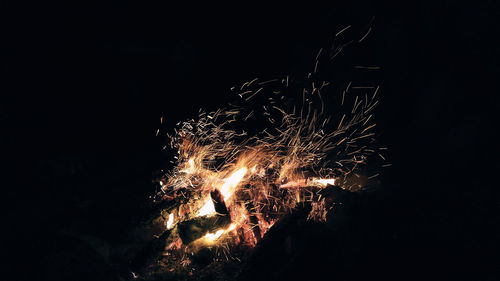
181, 157, 197, 175
218, 167, 247, 200
202, 223, 237, 243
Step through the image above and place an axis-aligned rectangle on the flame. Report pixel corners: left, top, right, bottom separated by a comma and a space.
181, 157, 197, 175
279, 177, 336, 188
194, 166, 249, 218
166, 213, 175, 229
204, 229, 225, 242
218, 167, 248, 200
314, 178, 336, 187
202, 223, 237, 243
197, 197, 216, 216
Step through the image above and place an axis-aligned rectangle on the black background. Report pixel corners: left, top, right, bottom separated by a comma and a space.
2, 1, 499, 280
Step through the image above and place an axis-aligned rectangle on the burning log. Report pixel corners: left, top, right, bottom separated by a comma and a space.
146, 189, 202, 227
210, 189, 229, 215
178, 214, 231, 244
178, 189, 231, 244
130, 189, 231, 272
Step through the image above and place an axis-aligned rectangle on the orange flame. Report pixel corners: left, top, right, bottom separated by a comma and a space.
219, 167, 247, 201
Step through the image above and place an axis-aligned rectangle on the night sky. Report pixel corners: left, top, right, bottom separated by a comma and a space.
3, 1, 499, 280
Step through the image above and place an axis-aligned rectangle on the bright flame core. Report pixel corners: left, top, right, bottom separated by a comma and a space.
204, 229, 224, 242
202, 223, 237, 243
166, 213, 175, 229
197, 197, 216, 216
219, 167, 247, 200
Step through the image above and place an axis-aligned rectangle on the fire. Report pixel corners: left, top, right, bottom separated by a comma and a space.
279, 177, 337, 188
195, 166, 249, 217
166, 213, 175, 229
152, 41, 386, 260
202, 223, 237, 243
196, 197, 216, 216
218, 167, 247, 200
181, 157, 197, 175
204, 229, 225, 242
315, 178, 336, 186
179, 150, 340, 248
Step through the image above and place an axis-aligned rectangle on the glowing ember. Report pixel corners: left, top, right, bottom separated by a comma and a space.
202, 224, 237, 243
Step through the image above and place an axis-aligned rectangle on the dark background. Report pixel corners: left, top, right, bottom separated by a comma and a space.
2, 1, 499, 280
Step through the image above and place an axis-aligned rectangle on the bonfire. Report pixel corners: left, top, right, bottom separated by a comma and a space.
129, 30, 387, 279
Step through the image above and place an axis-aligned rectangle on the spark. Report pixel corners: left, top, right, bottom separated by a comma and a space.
358, 27, 372, 42
335, 25, 351, 36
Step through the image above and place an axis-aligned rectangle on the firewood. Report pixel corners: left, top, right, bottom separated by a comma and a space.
178, 214, 231, 244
